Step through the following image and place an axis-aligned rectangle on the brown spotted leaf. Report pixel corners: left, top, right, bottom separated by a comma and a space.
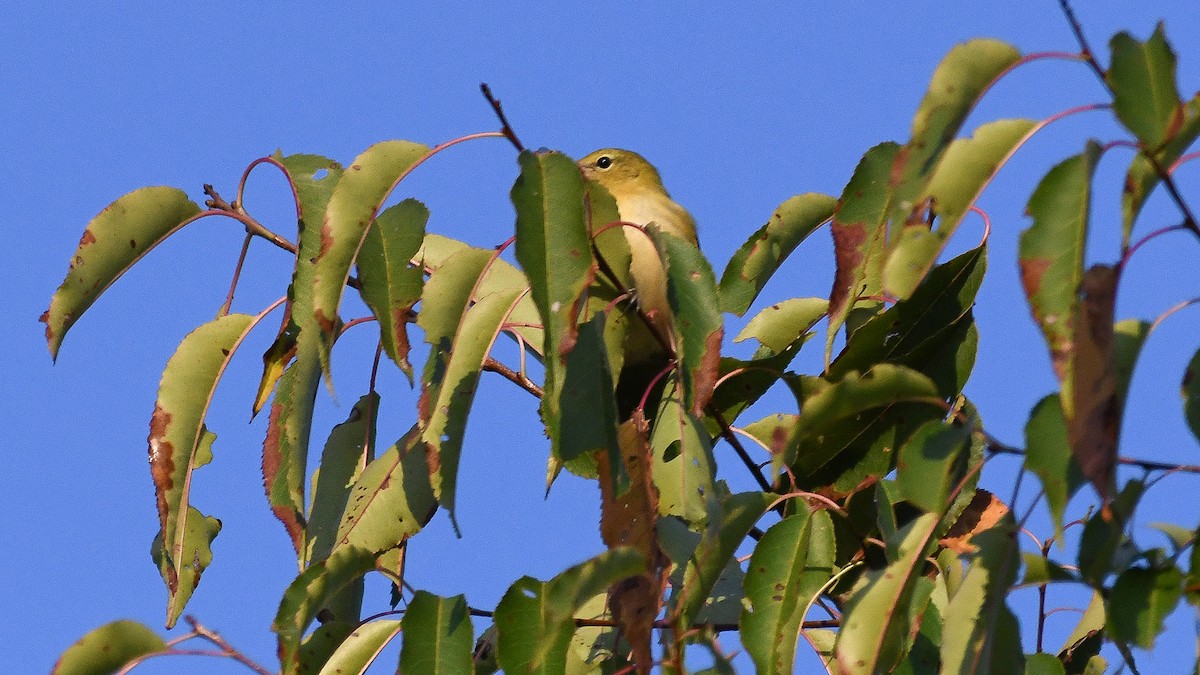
43, 187, 202, 360
149, 313, 254, 627
827, 142, 898, 365
1069, 265, 1120, 501
596, 412, 666, 673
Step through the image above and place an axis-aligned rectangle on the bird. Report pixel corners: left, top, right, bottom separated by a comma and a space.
577, 148, 698, 349
577, 148, 698, 417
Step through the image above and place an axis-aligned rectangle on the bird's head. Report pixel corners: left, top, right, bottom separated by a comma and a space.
577, 148, 666, 197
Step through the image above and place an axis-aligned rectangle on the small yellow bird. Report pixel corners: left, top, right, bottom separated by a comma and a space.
577, 149, 698, 347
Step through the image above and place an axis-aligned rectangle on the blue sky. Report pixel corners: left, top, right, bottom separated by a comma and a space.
6, 2, 1200, 672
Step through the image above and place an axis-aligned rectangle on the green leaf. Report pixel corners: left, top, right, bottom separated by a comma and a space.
836, 513, 940, 675
311, 139, 431, 376
316, 620, 402, 675
400, 592, 474, 674
333, 425, 437, 555
734, 297, 828, 355
889, 39, 1021, 232
1024, 653, 1066, 675
827, 142, 898, 363
1078, 480, 1143, 586
1114, 319, 1150, 407
1019, 144, 1101, 405
421, 283, 524, 531
1021, 552, 1076, 586
494, 548, 645, 674
307, 393, 378, 568
1184, 346, 1200, 444
1120, 93, 1200, 245
940, 518, 1024, 674
1108, 23, 1183, 150
1058, 592, 1105, 673
673, 491, 772, 627
651, 376, 717, 526
784, 364, 942, 474
274, 545, 378, 674
1107, 564, 1183, 649
885, 119, 1034, 299
512, 150, 595, 465
419, 233, 543, 354
896, 420, 971, 515
1024, 394, 1085, 543
42, 186, 202, 359
148, 313, 253, 627
557, 313, 621, 485
719, 192, 837, 316
299, 621, 358, 674
357, 199, 428, 381
261, 153, 346, 554
831, 245, 985, 398
52, 620, 167, 675
653, 227, 724, 415
741, 510, 837, 675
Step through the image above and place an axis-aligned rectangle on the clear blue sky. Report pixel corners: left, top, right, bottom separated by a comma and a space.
6, 2, 1200, 672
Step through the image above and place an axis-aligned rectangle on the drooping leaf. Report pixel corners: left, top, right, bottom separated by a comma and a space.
826, 142, 898, 362
836, 513, 940, 674
1024, 394, 1085, 543
148, 313, 253, 627
1024, 653, 1066, 675
399, 592, 474, 674
333, 425, 437, 555
653, 227, 724, 415
896, 420, 971, 515
1019, 144, 1101, 394
1021, 552, 1076, 586
940, 517, 1024, 674
42, 186, 202, 359
885, 119, 1034, 299
52, 620, 167, 675
596, 412, 665, 672
672, 491, 772, 628
719, 192, 837, 316
1066, 265, 1120, 501
651, 376, 717, 526
557, 313, 622, 482
357, 199, 428, 380
741, 510, 837, 675
307, 393, 378, 567
889, 39, 1022, 233
511, 150, 595, 467
273, 545, 378, 675
298, 621, 358, 674
1107, 23, 1183, 150
1107, 564, 1183, 649
261, 153, 345, 553
422, 284, 524, 531
316, 620, 402, 675
1120, 93, 1200, 245
311, 140, 431, 375
494, 548, 645, 674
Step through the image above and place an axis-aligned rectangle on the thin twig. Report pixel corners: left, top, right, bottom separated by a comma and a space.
480, 83, 526, 152
219, 233, 254, 317
707, 405, 773, 492
203, 184, 297, 253
988, 441, 1200, 475
483, 357, 544, 397
184, 616, 273, 675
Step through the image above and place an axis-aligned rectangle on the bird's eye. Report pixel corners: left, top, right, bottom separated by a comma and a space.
595, 156, 613, 169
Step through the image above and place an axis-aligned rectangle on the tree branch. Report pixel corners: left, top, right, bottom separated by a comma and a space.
480, 83, 526, 153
